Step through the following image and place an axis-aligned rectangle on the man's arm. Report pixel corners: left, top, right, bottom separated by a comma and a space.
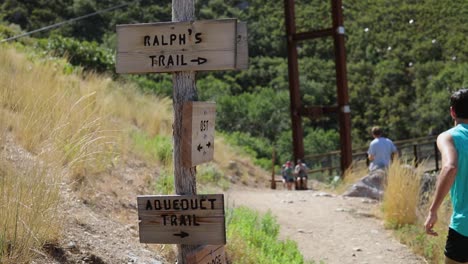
424, 132, 458, 236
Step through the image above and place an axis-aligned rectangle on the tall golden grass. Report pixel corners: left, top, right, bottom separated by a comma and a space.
0, 158, 61, 263
0, 43, 269, 262
0, 45, 174, 261
382, 159, 423, 227
381, 159, 454, 263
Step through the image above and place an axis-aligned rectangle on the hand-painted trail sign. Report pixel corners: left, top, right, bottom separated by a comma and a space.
116, 19, 247, 73
137, 194, 225, 245
182, 102, 216, 167
186, 245, 226, 264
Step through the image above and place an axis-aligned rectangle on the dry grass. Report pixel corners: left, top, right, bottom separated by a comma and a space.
394, 167, 452, 263
214, 136, 270, 186
0, 45, 174, 174
332, 160, 369, 194
0, 156, 61, 263
0, 43, 270, 262
382, 159, 423, 227
0, 45, 174, 262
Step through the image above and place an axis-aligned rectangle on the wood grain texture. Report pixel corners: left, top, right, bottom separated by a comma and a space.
116, 19, 237, 73
137, 194, 225, 245
181, 102, 216, 167
186, 245, 226, 264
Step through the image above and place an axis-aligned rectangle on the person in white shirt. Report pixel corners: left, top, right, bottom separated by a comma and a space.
294, 159, 309, 190
367, 126, 398, 171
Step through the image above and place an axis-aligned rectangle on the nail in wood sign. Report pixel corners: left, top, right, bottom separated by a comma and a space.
182, 101, 216, 167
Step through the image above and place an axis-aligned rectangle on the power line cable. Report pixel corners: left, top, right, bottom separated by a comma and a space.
1, 2, 131, 43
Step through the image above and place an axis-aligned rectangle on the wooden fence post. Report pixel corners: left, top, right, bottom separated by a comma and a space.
271, 148, 277, 189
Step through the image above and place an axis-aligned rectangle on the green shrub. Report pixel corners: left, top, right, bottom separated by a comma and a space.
226, 206, 314, 264
36, 35, 114, 73
132, 131, 172, 164
222, 132, 273, 170
154, 169, 174, 195
197, 163, 230, 191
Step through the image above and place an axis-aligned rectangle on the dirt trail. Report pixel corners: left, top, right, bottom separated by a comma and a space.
226, 187, 427, 264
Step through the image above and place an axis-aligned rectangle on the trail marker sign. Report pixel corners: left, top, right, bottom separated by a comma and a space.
137, 194, 225, 245
117, 19, 246, 73
182, 101, 216, 167
186, 245, 226, 264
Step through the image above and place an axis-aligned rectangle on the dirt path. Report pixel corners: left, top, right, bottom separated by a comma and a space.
226, 187, 427, 264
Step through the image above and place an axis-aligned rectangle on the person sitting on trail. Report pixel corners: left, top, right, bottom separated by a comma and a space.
367, 126, 398, 171
281, 160, 294, 190
294, 159, 309, 190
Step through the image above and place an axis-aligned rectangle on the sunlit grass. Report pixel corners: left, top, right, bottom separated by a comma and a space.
226, 206, 315, 264
131, 131, 173, 165
382, 159, 423, 227
0, 157, 61, 263
380, 159, 452, 263
0, 43, 281, 263
0, 45, 174, 262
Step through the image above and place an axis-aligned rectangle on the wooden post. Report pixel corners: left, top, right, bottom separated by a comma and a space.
331, 0, 352, 176
413, 144, 419, 167
271, 148, 276, 189
172, 1, 199, 263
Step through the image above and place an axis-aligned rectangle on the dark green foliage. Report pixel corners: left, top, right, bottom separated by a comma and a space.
2, 0, 467, 168
222, 131, 273, 166
36, 35, 114, 73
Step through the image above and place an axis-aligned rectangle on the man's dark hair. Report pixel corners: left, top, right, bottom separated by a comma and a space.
371, 126, 383, 137
450, 88, 468, 119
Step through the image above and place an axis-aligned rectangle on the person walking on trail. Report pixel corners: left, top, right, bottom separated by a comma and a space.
425, 88, 468, 264
294, 159, 309, 190
281, 160, 294, 190
367, 126, 398, 171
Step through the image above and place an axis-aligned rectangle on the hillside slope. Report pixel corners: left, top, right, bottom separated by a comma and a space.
0, 45, 271, 263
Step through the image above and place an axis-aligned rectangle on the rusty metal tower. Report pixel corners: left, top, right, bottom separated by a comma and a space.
283, 0, 352, 175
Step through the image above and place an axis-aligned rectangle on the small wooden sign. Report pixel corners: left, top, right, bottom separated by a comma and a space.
186, 245, 226, 264
116, 19, 238, 73
137, 194, 225, 245
182, 102, 216, 167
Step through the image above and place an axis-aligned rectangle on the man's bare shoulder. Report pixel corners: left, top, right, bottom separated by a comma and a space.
437, 131, 453, 142
437, 131, 455, 150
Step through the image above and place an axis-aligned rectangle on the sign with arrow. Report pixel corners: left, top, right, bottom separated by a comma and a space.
182, 101, 216, 167
116, 19, 240, 73
137, 194, 225, 245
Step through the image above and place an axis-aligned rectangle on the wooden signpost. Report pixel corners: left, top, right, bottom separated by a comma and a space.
182, 102, 216, 167
117, 2, 248, 262
116, 19, 247, 73
137, 194, 225, 245
186, 245, 226, 264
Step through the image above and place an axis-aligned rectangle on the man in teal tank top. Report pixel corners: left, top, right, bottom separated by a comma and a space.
425, 88, 468, 264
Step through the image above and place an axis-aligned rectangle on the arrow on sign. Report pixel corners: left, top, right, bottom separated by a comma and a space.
197, 144, 203, 152
191, 57, 207, 65
173, 231, 189, 238
206, 142, 211, 148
